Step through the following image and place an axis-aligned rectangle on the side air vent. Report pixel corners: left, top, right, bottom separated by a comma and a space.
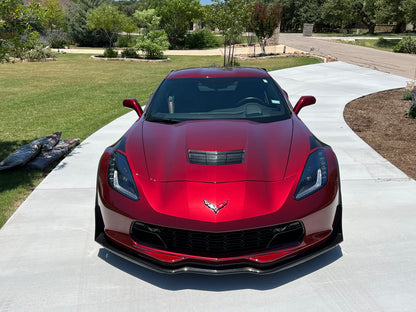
188, 150, 245, 165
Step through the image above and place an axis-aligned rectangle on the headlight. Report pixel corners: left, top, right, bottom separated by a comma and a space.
294, 149, 328, 200
108, 151, 140, 201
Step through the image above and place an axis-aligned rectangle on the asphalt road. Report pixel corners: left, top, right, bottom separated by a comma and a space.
279, 33, 416, 79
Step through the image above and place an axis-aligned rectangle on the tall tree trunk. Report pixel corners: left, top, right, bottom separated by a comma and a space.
231, 44, 235, 66
223, 41, 226, 67
227, 28, 233, 67
367, 22, 376, 35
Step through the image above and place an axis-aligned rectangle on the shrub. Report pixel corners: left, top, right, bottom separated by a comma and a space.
103, 48, 118, 58
1, 39, 11, 63
44, 31, 67, 49
121, 48, 138, 58
376, 37, 389, 47
25, 45, 56, 61
135, 30, 169, 59
393, 36, 416, 54
404, 90, 416, 118
117, 35, 136, 48
402, 92, 412, 100
185, 30, 221, 49
406, 102, 416, 118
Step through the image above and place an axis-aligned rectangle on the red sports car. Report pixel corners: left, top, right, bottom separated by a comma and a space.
95, 67, 343, 274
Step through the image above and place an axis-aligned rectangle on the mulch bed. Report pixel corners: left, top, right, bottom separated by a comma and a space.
344, 88, 416, 180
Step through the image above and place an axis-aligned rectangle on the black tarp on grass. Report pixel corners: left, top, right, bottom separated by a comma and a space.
0, 132, 80, 172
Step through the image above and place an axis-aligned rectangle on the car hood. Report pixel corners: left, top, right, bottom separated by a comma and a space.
140, 119, 293, 183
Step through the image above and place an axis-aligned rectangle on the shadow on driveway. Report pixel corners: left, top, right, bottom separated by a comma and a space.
98, 246, 343, 291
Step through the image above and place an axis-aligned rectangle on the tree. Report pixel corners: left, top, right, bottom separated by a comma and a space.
250, 2, 282, 54
66, 0, 111, 47
87, 4, 135, 49
208, 0, 251, 66
279, 0, 325, 32
353, 0, 377, 34
42, 0, 65, 31
320, 0, 377, 33
156, 0, 202, 48
0, 0, 48, 60
321, 0, 355, 29
134, 7, 161, 29
375, 0, 406, 33
402, 0, 416, 25
0, 0, 26, 44
134, 9, 169, 58
114, 0, 141, 17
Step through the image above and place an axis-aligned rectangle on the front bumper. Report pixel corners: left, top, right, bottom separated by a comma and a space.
95, 203, 343, 275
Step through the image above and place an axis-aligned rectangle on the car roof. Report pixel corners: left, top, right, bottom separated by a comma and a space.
165, 67, 269, 79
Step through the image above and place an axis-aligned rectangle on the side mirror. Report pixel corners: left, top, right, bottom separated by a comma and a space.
123, 98, 143, 117
293, 96, 316, 115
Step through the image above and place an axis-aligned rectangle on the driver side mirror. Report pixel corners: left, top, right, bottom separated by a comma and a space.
123, 98, 143, 117
293, 96, 316, 115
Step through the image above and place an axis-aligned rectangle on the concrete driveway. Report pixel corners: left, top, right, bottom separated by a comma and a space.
280, 33, 416, 79
1, 62, 415, 311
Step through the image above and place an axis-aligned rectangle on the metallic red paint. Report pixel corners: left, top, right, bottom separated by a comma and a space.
293, 96, 316, 115
123, 98, 143, 117
165, 67, 270, 79
97, 191, 338, 269
95, 67, 343, 274
141, 119, 292, 182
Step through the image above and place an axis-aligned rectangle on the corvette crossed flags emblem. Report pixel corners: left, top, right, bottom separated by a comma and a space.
203, 199, 229, 214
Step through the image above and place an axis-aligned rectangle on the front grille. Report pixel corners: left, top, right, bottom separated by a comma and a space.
130, 221, 304, 257
188, 150, 245, 165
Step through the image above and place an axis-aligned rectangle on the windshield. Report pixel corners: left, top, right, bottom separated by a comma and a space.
145, 77, 290, 123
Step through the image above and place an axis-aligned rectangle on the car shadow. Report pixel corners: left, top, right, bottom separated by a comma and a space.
97, 246, 343, 291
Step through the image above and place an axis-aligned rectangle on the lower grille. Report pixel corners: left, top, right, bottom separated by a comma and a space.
130, 221, 304, 257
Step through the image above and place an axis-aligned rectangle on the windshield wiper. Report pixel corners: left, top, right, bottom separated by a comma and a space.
146, 117, 182, 124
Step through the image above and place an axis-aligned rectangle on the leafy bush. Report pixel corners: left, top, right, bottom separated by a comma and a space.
103, 48, 118, 58
404, 90, 416, 118
25, 45, 56, 61
135, 30, 169, 59
117, 35, 136, 48
6, 31, 56, 61
406, 102, 416, 118
376, 37, 389, 47
121, 48, 138, 58
393, 37, 416, 54
402, 92, 412, 100
44, 30, 67, 49
0, 39, 11, 63
185, 30, 221, 49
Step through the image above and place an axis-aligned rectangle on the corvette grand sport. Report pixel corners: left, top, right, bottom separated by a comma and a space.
95, 67, 343, 274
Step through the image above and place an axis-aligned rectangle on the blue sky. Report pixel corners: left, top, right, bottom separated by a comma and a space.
200, 0, 213, 5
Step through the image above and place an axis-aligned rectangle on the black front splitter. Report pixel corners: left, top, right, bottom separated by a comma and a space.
96, 225, 343, 275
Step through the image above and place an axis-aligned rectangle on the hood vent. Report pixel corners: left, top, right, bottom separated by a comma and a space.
188, 150, 245, 166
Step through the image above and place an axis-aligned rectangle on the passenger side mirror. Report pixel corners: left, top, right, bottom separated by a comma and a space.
293, 96, 316, 115
123, 98, 143, 117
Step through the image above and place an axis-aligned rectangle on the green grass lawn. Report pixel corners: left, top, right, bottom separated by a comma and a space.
338, 38, 401, 52
0, 53, 320, 228
315, 32, 406, 38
